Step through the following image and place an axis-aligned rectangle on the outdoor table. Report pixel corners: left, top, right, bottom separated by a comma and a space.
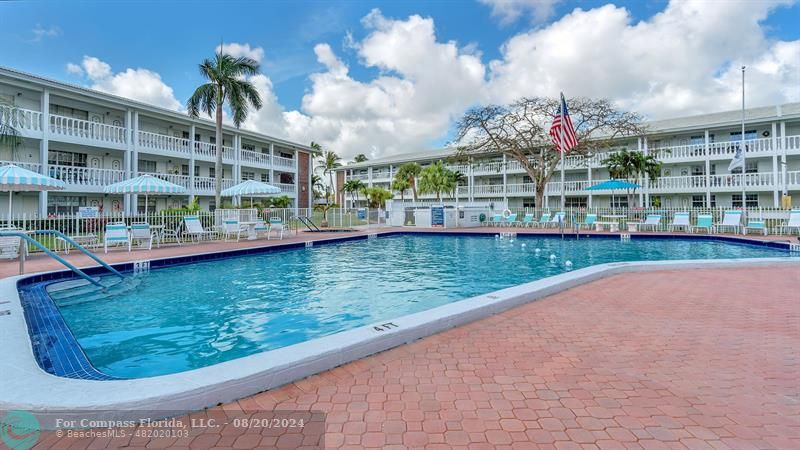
597, 214, 626, 232
239, 221, 259, 240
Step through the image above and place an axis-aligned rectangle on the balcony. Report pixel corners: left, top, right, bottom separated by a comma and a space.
138, 171, 190, 189
707, 172, 774, 191
240, 149, 270, 167
0, 160, 41, 172
49, 165, 126, 192
472, 184, 506, 196
193, 176, 235, 194
275, 183, 296, 194
349, 173, 369, 181
273, 155, 295, 170
505, 183, 536, 196
371, 171, 392, 181
0, 105, 43, 137
786, 170, 800, 188
49, 114, 127, 149
138, 131, 190, 156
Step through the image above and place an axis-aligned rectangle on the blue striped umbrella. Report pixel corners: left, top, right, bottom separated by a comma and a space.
104, 174, 187, 215
0, 164, 66, 225
222, 180, 281, 206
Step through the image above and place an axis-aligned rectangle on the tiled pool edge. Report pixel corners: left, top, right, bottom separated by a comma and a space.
1, 255, 798, 429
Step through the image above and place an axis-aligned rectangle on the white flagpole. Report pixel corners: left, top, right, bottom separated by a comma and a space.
559, 93, 566, 211
740, 66, 746, 232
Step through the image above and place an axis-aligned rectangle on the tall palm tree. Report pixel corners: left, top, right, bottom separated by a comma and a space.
316, 149, 342, 202
311, 174, 325, 199
418, 161, 456, 201
187, 50, 263, 207
0, 100, 22, 158
394, 162, 422, 201
342, 179, 365, 208
352, 154, 368, 163
602, 150, 662, 207
448, 170, 467, 200
391, 178, 411, 201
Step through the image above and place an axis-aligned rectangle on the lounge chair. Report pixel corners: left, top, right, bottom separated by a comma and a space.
487, 214, 502, 226
744, 220, 767, 236
254, 219, 269, 238
545, 212, 566, 228
630, 214, 662, 232
690, 214, 714, 234
160, 224, 182, 246
716, 210, 743, 234
531, 213, 551, 228
130, 223, 155, 250
669, 212, 691, 232
577, 213, 597, 230
222, 219, 244, 242
502, 213, 517, 227
514, 213, 534, 227
183, 216, 216, 243
778, 210, 800, 235
268, 217, 284, 240
0, 226, 26, 260
104, 223, 131, 253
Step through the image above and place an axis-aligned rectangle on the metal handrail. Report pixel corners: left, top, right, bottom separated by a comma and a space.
0, 230, 125, 286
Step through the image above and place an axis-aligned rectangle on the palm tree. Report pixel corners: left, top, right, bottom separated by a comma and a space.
394, 162, 422, 201
363, 187, 393, 208
187, 50, 263, 206
0, 100, 22, 158
448, 170, 467, 200
352, 154, 368, 163
316, 149, 342, 203
602, 150, 662, 207
418, 161, 456, 201
391, 178, 411, 200
342, 179, 365, 208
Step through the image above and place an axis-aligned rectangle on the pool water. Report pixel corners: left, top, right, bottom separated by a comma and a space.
52, 234, 787, 378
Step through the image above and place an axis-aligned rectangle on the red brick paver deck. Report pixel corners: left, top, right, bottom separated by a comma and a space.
28, 265, 800, 449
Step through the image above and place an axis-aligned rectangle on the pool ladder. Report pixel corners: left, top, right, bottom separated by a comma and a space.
0, 230, 125, 287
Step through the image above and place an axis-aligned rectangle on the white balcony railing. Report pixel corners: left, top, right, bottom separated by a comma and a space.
786, 170, 800, 188
371, 171, 391, 180
0, 105, 43, 133
273, 156, 295, 169
0, 160, 41, 172
241, 150, 270, 167
786, 135, 800, 152
138, 131, 190, 155
193, 176, 235, 193
195, 142, 215, 159
49, 165, 126, 187
708, 172, 774, 189
505, 183, 536, 195
350, 173, 369, 181
49, 114, 127, 145
138, 171, 190, 189
276, 183, 295, 194
222, 146, 235, 161
472, 184, 506, 196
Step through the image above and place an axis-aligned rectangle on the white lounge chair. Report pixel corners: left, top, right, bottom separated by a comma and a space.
744, 220, 768, 236
130, 223, 154, 250
0, 226, 24, 260
669, 212, 691, 232
222, 219, 244, 242
254, 219, 269, 238
104, 223, 131, 253
716, 210, 743, 234
183, 216, 216, 243
779, 210, 800, 235
545, 212, 566, 228
630, 214, 662, 232
268, 217, 284, 240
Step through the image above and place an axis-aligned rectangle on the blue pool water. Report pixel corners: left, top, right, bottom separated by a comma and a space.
48, 234, 787, 378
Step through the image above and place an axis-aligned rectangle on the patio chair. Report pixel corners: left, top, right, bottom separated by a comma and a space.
160, 223, 182, 246
104, 223, 131, 253
222, 219, 244, 242
545, 212, 566, 228
669, 212, 691, 232
531, 213, 551, 228
268, 217, 284, 240
130, 223, 155, 250
514, 213, 534, 227
183, 216, 216, 243
690, 214, 714, 234
0, 226, 27, 260
502, 213, 517, 227
487, 214, 502, 226
778, 209, 800, 235
577, 213, 597, 230
254, 219, 269, 238
744, 220, 768, 236
716, 210, 743, 234
630, 214, 662, 232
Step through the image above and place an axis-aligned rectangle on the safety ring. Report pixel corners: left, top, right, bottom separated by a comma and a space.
502, 208, 512, 218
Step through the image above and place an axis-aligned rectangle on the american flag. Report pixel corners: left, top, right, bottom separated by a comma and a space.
549, 93, 578, 153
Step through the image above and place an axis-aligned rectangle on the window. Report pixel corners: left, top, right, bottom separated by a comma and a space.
47, 195, 86, 215
522, 198, 536, 208
194, 166, 200, 177
689, 135, 704, 145
261, 147, 270, 154
208, 167, 215, 177
692, 195, 706, 208
730, 130, 757, 141
241, 171, 255, 181
181, 165, 189, 176
182, 131, 190, 140
732, 193, 758, 208
564, 197, 587, 208
138, 160, 157, 173
137, 196, 156, 214
242, 143, 256, 152
650, 195, 662, 208
611, 196, 628, 209
691, 165, 704, 176
710, 194, 716, 207
48, 150, 87, 167
522, 175, 532, 184
50, 105, 88, 120
209, 136, 215, 144
261, 173, 269, 183
730, 160, 758, 174
279, 152, 293, 159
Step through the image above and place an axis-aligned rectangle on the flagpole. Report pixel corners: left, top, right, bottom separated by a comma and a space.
560, 93, 566, 211
740, 65, 746, 233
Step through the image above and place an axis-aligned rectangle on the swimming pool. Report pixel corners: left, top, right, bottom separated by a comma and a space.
18, 233, 791, 379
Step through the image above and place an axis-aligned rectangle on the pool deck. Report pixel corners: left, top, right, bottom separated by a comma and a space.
3, 228, 798, 449
27, 264, 799, 449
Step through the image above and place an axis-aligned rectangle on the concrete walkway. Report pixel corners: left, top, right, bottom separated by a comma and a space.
28, 265, 800, 449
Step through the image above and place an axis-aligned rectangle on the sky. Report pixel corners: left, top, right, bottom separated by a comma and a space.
2, 0, 799, 161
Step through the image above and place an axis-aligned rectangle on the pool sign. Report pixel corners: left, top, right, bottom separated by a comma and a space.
357, 208, 366, 220
78, 206, 99, 218
431, 205, 445, 228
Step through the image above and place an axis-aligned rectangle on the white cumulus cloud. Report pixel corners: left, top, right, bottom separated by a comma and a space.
215, 42, 265, 62
478, 0, 563, 24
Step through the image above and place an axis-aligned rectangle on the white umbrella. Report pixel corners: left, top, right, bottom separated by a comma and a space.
103, 174, 186, 216
221, 179, 281, 207
0, 164, 66, 226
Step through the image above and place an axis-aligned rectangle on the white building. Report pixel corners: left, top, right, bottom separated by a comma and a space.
0, 66, 315, 217
337, 102, 800, 210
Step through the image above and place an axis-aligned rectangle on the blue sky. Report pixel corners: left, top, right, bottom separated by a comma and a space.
2, 0, 799, 158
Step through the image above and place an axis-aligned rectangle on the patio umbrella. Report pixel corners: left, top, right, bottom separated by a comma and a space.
586, 179, 640, 214
0, 164, 66, 226
221, 179, 281, 207
103, 174, 186, 216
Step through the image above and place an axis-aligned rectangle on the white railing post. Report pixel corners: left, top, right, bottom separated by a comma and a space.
38, 89, 50, 217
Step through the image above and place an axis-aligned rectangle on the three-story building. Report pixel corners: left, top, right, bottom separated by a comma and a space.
336, 102, 800, 210
0, 66, 314, 217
